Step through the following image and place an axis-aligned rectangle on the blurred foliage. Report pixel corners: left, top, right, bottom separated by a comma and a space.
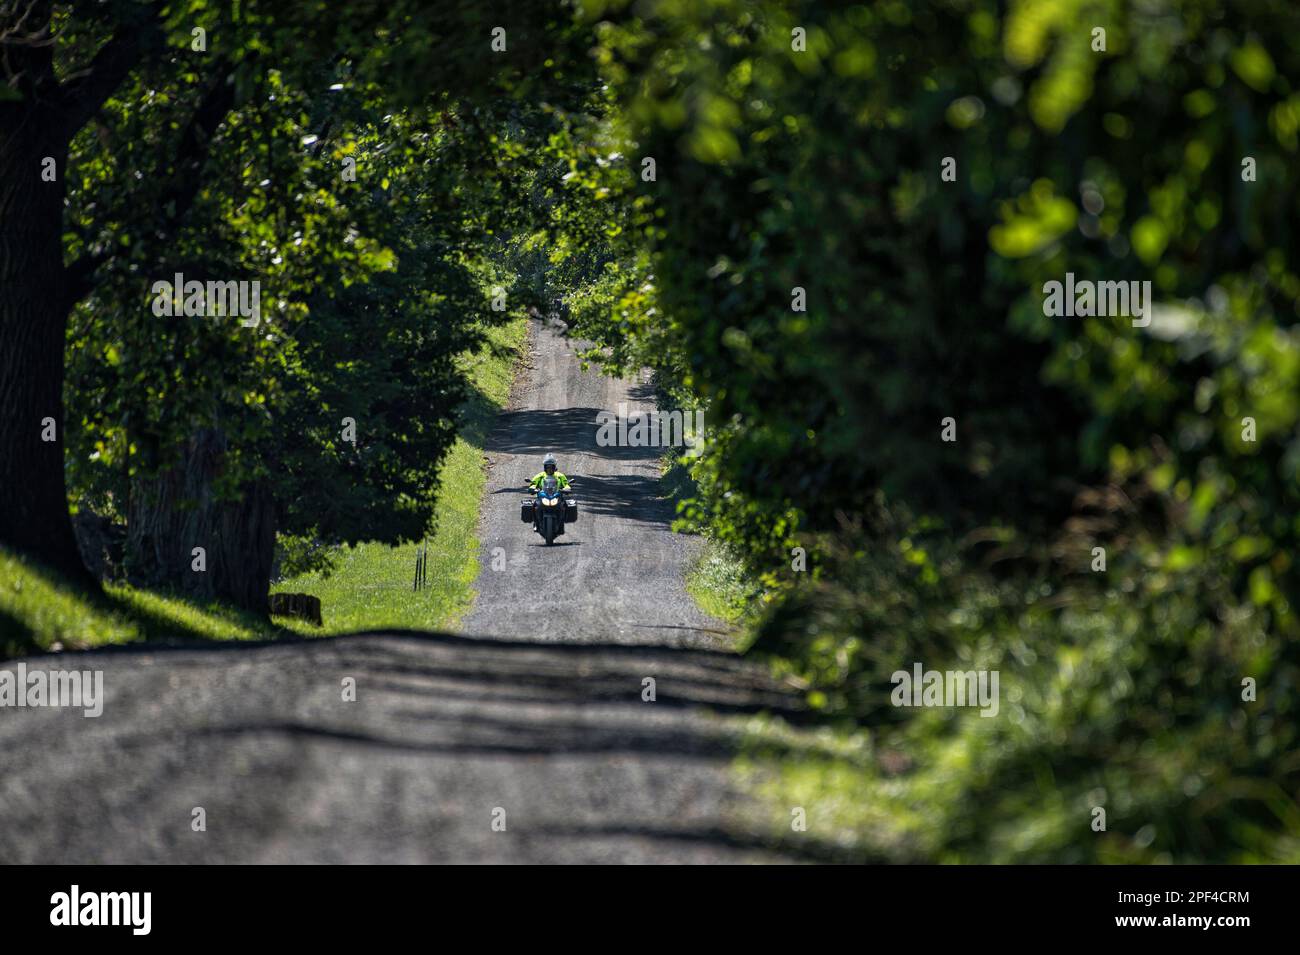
555, 0, 1300, 860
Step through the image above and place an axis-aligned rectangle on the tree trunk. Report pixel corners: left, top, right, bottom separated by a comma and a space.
0, 117, 92, 586
126, 429, 275, 615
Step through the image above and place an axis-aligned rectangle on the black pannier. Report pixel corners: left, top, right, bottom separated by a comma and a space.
564, 498, 578, 523
521, 499, 535, 523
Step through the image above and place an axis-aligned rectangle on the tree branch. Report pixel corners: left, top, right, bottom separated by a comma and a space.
61, 247, 109, 308
151, 60, 236, 237
0, 0, 57, 112
60, 61, 237, 308
54, 5, 162, 139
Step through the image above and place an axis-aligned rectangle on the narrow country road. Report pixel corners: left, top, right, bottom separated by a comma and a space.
0, 319, 803, 864
462, 317, 724, 646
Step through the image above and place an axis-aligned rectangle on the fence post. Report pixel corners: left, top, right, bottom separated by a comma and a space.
413, 538, 428, 591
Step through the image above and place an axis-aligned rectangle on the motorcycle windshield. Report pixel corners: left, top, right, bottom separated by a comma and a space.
543, 477, 558, 496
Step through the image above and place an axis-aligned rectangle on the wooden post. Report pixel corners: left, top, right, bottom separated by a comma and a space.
413, 538, 428, 591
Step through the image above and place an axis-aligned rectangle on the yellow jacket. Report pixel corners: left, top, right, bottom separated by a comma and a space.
530, 471, 570, 490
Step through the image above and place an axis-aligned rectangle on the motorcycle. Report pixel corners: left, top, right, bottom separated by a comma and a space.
520, 476, 577, 545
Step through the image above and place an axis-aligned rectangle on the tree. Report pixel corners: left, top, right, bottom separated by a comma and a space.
1, 0, 591, 598
65, 86, 571, 609
0, 0, 156, 584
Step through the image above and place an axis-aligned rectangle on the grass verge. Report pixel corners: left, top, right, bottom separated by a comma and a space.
272, 316, 528, 634
659, 451, 763, 626
0, 546, 279, 659
685, 540, 757, 624
727, 713, 897, 862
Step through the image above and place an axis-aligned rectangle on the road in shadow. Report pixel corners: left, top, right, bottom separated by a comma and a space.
0, 631, 810, 864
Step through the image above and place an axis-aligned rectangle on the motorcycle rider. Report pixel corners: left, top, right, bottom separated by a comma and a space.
527, 453, 571, 532
528, 453, 571, 491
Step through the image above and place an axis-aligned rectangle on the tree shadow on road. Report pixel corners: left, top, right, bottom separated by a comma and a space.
41, 628, 807, 716
7, 628, 829, 863
492, 472, 671, 526
484, 406, 672, 462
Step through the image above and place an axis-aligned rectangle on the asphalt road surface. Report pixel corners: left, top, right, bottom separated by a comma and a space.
0, 319, 803, 864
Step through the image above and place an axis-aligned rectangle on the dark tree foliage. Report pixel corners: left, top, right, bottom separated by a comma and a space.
2, 0, 591, 608
558, 0, 1300, 860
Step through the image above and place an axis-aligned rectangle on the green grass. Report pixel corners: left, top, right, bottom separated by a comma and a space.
659, 450, 763, 625
726, 714, 897, 861
685, 539, 758, 624
272, 316, 528, 634
0, 546, 279, 659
